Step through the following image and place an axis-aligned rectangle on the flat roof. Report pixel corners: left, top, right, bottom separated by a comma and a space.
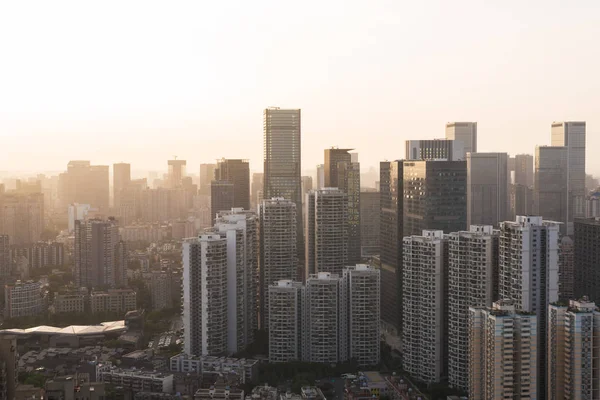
0, 320, 126, 336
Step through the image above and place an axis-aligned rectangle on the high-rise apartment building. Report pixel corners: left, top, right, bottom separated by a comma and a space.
379, 161, 403, 332
499, 216, 560, 397
150, 271, 174, 310
0, 192, 44, 245
199, 163, 217, 195
574, 217, 600, 303
324, 148, 352, 188
534, 146, 568, 232
258, 198, 297, 328
263, 107, 303, 260
0, 235, 9, 280
268, 280, 304, 363
140, 187, 186, 223
215, 159, 250, 211
59, 161, 109, 212
405, 139, 463, 161
210, 181, 234, 224
338, 161, 361, 265
447, 225, 499, 391
551, 121, 586, 230
340, 265, 380, 367
360, 190, 379, 257
4, 280, 44, 318
167, 159, 186, 188
303, 272, 342, 364
74, 218, 127, 288
403, 160, 467, 236
514, 154, 534, 187
183, 234, 228, 356
402, 230, 447, 384
466, 153, 509, 227
548, 298, 600, 400
113, 163, 131, 209
305, 188, 348, 276
558, 236, 574, 302
445, 122, 477, 160
469, 300, 538, 399
214, 208, 258, 353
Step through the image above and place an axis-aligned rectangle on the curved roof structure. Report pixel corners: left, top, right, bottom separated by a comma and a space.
0, 320, 126, 337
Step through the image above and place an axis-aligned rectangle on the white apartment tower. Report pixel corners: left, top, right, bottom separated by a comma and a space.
340, 265, 380, 367
447, 225, 499, 391
303, 272, 342, 364
402, 230, 447, 384
268, 280, 304, 363
258, 198, 297, 329
445, 121, 477, 160
548, 298, 600, 399
499, 215, 560, 397
469, 300, 538, 400
214, 208, 258, 354
183, 234, 228, 356
305, 188, 348, 277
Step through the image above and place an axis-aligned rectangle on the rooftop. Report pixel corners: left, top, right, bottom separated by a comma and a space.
0, 320, 126, 336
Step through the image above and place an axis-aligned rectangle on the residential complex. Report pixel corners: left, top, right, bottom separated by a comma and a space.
4, 280, 45, 318
268, 280, 304, 363
90, 289, 137, 314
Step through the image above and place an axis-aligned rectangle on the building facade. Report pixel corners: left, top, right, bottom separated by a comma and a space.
574, 217, 600, 303
0, 192, 44, 246
268, 280, 304, 363
535, 146, 568, 233
90, 289, 136, 314
445, 121, 477, 160
466, 152, 509, 227
359, 191, 379, 257
214, 159, 250, 211
4, 280, 44, 318
338, 161, 361, 265
405, 139, 462, 161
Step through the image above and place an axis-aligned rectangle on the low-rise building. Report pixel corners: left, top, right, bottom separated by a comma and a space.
52, 290, 86, 314
4, 280, 45, 319
45, 373, 105, 400
97, 365, 173, 393
90, 289, 136, 314
169, 354, 259, 383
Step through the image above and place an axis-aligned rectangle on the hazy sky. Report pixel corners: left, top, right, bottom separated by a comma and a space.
1, 0, 599, 176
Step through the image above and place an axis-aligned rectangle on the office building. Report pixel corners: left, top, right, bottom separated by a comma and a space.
303, 272, 342, 364
67, 203, 92, 233
0, 335, 17, 400
558, 236, 574, 303
360, 190, 379, 257
574, 217, 600, 303
150, 271, 174, 310
258, 198, 297, 328
74, 219, 127, 288
405, 139, 463, 161
301, 176, 313, 198
53, 290, 86, 314
466, 153, 509, 227
534, 146, 568, 232
140, 188, 186, 223
379, 161, 403, 331
268, 280, 304, 363
168, 159, 186, 188
200, 164, 217, 195
445, 122, 477, 159
117, 178, 147, 225
214, 208, 258, 353
4, 280, 44, 318
469, 300, 538, 400
183, 234, 228, 356
403, 160, 467, 236
215, 159, 250, 211
548, 298, 600, 399
90, 289, 137, 314
251, 173, 264, 209
514, 154, 534, 187
0, 192, 44, 245
316, 165, 324, 189
402, 230, 447, 384
551, 121, 586, 230
338, 161, 361, 265
324, 148, 352, 188
58, 161, 110, 213
510, 184, 534, 220
211, 181, 234, 224
340, 265, 380, 367
447, 225, 499, 391
113, 163, 131, 209
305, 188, 348, 276
263, 107, 303, 261
499, 216, 560, 397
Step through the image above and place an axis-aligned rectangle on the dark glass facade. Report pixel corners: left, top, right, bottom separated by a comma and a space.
215, 159, 250, 211
574, 218, 600, 303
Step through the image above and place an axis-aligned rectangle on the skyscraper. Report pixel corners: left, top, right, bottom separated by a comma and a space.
324, 148, 352, 188
59, 161, 109, 213
548, 298, 600, 399
305, 188, 348, 276
74, 218, 127, 288
551, 121, 586, 231
215, 159, 250, 211
469, 300, 538, 399
258, 198, 297, 328
558, 236, 574, 302
316, 164, 325, 189
199, 163, 217, 195
251, 172, 264, 209
514, 154, 534, 187
338, 161, 361, 265
574, 217, 600, 303
360, 190, 379, 257
268, 280, 304, 363
0, 235, 9, 281
263, 107, 303, 259
534, 146, 568, 232
113, 163, 131, 209
403, 160, 467, 236
466, 153, 509, 227
405, 139, 463, 161
445, 122, 477, 159
499, 216, 560, 398
183, 234, 228, 356
214, 208, 258, 353
167, 159, 187, 188
0, 192, 44, 245
210, 181, 234, 223
402, 230, 447, 384
447, 225, 499, 391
